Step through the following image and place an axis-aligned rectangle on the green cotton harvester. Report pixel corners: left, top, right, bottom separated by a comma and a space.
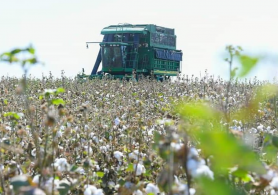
79, 24, 183, 80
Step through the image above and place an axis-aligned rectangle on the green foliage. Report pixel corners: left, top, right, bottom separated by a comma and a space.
51, 98, 65, 105
177, 102, 265, 174
0, 45, 40, 72
4, 112, 20, 120
197, 177, 246, 195
225, 45, 260, 79
96, 171, 105, 178
238, 55, 259, 77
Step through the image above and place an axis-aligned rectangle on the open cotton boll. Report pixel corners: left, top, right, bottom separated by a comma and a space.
263, 170, 276, 181
5, 126, 12, 131
187, 148, 199, 159
270, 177, 278, 189
56, 130, 63, 138
84, 185, 97, 195
92, 136, 99, 143
114, 151, 123, 161
192, 164, 214, 180
257, 124, 264, 131
187, 159, 214, 180
0, 164, 4, 171
145, 183, 160, 195
186, 159, 199, 174
54, 158, 70, 172
133, 163, 146, 176
100, 146, 107, 153
32, 174, 40, 184
44, 177, 60, 193
129, 150, 139, 160
171, 142, 184, 151
114, 117, 120, 126
133, 190, 143, 195
84, 185, 104, 195
83, 146, 93, 154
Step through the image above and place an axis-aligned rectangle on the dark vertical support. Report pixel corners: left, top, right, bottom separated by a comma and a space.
91, 49, 102, 75
133, 34, 139, 69
103, 35, 109, 42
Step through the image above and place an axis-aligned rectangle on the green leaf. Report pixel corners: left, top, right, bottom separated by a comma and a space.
52, 98, 65, 105
10, 49, 22, 55
0, 52, 11, 59
26, 58, 37, 65
231, 67, 238, 79
27, 47, 35, 54
238, 55, 259, 77
3, 99, 8, 105
70, 165, 78, 171
126, 163, 134, 172
177, 102, 265, 175
272, 136, 278, 148
153, 131, 161, 144
57, 182, 70, 195
96, 171, 105, 178
4, 112, 20, 120
263, 144, 277, 163
197, 177, 246, 195
56, 87, 65, 94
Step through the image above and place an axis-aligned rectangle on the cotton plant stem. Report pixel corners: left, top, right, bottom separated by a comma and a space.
0, 150, 5, 195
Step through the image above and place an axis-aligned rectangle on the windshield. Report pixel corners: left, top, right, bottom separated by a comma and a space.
101, 46, 123, 68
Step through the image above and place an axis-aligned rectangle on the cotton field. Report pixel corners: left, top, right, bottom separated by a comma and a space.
1, 74, 278, 195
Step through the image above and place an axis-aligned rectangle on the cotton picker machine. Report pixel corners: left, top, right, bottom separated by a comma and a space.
78, 24, 183, 81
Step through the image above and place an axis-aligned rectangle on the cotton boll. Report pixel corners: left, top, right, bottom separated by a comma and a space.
124, 181, 134, 189
54, 158, 70, 172
108, 181, 115, 188
100, 146, 107, 153
192, 164, 214, 180
114, 151, 123, 162
56, 130, 63, 138
189, 188, 196, 195
114, 117, 120, 126
76, 167, 85, 174
257, 124, 264, 131
171, 142, 184, 151
44, 177, 60, 193
92, 136, 99, 144
129, 150, 139, 160
270, 177, 278, 189
5, 126, 12, 131
94, 189, 104, 195
84, 185, 97, 195
67, 122, 71, 127
187, 148, 199, 159
84, 188, 92, 195
83, 146, 93, 154
145, 183, 160, 195
186, 159, 199, 173
133, 163, 146, 176
94, 164, 100, 171
133, 190, 143, 195
263, 170, 276, 181
32, 174, 40, 184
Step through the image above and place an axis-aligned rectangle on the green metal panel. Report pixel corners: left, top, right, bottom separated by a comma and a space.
92, 24, 182, 78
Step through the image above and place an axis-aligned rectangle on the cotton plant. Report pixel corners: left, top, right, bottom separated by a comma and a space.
1, 70, 278, 194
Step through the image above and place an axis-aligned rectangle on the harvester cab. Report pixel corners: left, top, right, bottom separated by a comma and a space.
79, 24, 183, 80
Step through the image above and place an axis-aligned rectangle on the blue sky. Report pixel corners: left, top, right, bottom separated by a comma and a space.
0, 0, 277, 80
